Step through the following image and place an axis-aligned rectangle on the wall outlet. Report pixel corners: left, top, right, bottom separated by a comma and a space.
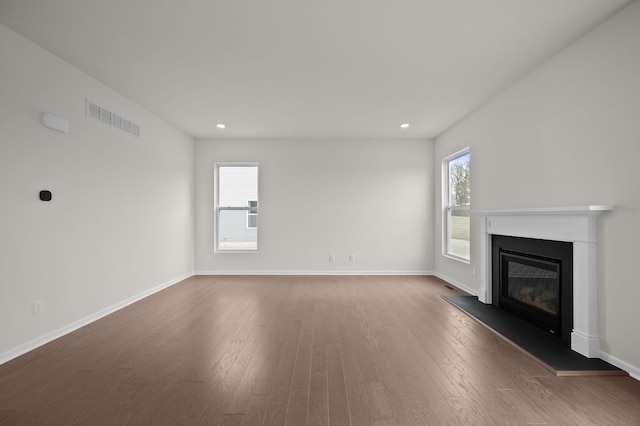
329, 254, 335, 262
349, 254, 355, 262
32, 300, 43, 316
472, 267, 477, 276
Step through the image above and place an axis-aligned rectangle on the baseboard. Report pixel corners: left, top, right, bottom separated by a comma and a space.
0, 272, 193, 366
194, 270, 435, 276
599, 351, 640, 381
432, 272, 479, 297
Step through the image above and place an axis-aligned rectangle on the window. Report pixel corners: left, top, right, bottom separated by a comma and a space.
216, 164, 258, 252
443, 149, 470, 261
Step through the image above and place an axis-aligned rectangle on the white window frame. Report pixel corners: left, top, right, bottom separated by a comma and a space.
215, 162, 259, 253
442, 148, 470, 263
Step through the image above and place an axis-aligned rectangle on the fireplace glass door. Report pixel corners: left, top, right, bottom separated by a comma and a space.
506, 255, 559, 315
499, 251, 561, 335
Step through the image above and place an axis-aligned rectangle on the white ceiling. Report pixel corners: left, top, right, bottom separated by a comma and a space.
0, 0, 633, 139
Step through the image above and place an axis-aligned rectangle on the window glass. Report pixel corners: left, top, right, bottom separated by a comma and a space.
216, 165, 258, 251
444, 150, 470, 261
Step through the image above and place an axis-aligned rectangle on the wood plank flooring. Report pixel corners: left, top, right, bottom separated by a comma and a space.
1, 275, 640, 425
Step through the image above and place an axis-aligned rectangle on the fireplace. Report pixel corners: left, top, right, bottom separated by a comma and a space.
475, 205, 612, 358
492, 235, 573, 345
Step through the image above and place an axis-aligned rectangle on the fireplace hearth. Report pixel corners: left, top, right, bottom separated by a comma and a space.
492, 235, 573, 345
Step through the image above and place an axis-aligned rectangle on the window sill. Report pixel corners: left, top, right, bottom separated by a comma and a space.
443, 252, 470, 264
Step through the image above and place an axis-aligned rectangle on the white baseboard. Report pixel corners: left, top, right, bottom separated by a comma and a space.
599, 351, 640, 381
432, 272, 479, 297
194, 270, 435, 276
0, 272, 193, 366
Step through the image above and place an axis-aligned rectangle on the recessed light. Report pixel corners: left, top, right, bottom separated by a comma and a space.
400, 123, 410, 129
216, 123, 226, 129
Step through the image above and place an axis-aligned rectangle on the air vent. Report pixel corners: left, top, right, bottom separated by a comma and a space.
88, 102, 100, 120
86, 100, 140, 137
111, 114, 122, 129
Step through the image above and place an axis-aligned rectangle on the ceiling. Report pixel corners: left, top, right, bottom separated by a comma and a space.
0, 0, 633, 139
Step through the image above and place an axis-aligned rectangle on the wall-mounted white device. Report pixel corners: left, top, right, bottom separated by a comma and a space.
41, 112, 69, 133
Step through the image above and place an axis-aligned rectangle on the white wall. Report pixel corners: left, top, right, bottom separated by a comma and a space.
0, 25, 195, 358
195, 138, 434, 274
434, 2, 640, 375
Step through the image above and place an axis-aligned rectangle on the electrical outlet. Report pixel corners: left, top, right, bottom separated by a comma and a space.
329, 254, 335, 262
349, 254, 355, 262
472, 267, 477, 276
32, 300, 43, 316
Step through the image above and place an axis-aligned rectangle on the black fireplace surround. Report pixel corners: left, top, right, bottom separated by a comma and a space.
492, 235, 573, 345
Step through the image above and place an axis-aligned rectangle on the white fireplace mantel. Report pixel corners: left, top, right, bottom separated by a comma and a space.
473, 205, 612, 358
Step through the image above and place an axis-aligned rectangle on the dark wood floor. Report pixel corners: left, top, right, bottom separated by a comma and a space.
1, 276, 639, 425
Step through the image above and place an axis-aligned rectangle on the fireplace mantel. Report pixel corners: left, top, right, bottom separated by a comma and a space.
473, 205, 612, 358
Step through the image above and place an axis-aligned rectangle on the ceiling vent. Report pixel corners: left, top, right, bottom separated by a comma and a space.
86, 99, 140, 137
